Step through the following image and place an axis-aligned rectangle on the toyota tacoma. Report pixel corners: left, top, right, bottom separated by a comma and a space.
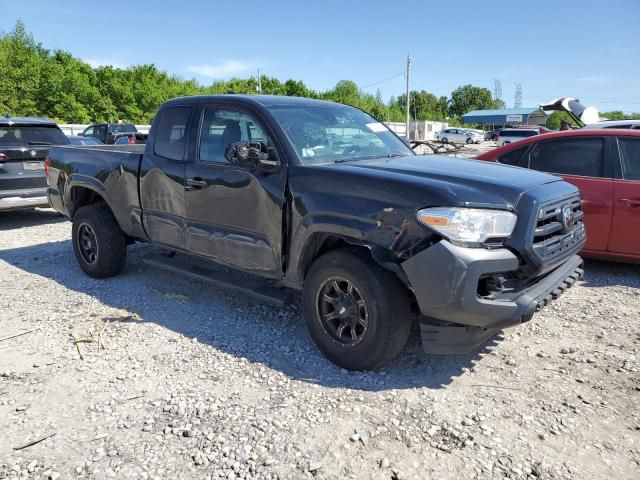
46, 95, 585, 370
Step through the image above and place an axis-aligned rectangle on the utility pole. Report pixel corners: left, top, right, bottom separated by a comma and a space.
405, 55, 411, 140
257, 68, 262, 94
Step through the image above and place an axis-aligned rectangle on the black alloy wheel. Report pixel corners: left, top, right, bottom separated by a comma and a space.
316, 276, 368, 346
77, 223, 98, 264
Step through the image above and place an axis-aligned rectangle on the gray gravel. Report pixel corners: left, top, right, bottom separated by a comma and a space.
1, 208, 639, 479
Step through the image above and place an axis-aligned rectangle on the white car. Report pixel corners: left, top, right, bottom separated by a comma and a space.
581, 119, 640, 130
437, 128, 482, 144
496, 128, 540, 147
540, 97, 640, 130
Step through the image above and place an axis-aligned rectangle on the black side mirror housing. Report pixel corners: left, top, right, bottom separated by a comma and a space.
226, 142, 280, 168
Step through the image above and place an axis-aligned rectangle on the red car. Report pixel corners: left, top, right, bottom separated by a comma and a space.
476, 129, 640, 263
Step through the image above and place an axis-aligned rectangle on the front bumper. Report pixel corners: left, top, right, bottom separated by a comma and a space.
401, 240, 584, 331
0, 188, 49, 211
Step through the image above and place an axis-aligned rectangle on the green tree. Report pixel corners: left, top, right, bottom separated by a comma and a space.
37, 50, 106, 122
448, 84, 495, 117
0, 20, 46, 116
546, 111, 575, 130
600, 111, 640, 120
395, 90, 451, 121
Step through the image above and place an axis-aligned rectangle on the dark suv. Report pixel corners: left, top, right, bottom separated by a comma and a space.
0, 117, 69, 211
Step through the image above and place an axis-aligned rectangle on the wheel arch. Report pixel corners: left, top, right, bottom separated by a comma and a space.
68, 184, 108, 218
286, 231, 412, 295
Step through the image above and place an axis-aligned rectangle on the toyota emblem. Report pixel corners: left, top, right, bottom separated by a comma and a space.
561, 205, 575, 232
29, 150, 37, 157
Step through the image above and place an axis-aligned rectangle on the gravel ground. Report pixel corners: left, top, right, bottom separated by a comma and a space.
1, 208, 639, 480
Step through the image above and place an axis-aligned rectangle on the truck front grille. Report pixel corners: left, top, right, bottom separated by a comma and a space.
531, 196, 585, 266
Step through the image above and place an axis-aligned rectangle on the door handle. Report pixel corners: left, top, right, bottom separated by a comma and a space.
621, 198, 640, 208
185, 178, 208, 189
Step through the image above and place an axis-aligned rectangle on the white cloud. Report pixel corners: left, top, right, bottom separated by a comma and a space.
187, 60, 257, 78
84, 58, 124, 69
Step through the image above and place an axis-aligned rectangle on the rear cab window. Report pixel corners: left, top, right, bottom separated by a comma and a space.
153, 106, 193, 161
109, 124, 138, 134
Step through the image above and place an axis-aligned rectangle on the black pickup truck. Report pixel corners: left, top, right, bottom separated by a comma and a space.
78, 122, 139, 144
46, 95, 586, 370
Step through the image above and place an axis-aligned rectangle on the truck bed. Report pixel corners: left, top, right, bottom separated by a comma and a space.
47, 144, 146, 239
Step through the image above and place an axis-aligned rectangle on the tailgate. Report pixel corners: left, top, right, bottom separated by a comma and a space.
0, 146, 50, 191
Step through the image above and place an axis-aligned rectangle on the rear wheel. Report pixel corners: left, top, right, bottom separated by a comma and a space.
72, 204, 127, 278
303, 249, 412, 370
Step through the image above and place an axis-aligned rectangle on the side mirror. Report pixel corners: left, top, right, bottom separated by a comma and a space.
226, 142, 280, 168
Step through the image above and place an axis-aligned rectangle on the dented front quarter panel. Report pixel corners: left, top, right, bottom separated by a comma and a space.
282, 164, 453, 288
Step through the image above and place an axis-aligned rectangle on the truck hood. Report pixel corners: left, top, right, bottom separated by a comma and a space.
335, 154, 563, 210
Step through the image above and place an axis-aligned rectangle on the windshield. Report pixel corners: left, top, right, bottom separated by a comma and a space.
0, 125, 69, 146
267, 104, 413, 165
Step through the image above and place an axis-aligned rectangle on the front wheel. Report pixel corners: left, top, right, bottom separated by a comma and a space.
466, 138, 473, 144
303, 249, 412, 370
72, 204, 127, 278
441, 137, 448, 143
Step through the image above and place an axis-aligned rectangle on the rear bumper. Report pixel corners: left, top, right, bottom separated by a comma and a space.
401, 240, 583, 340
0, 188, 49, 211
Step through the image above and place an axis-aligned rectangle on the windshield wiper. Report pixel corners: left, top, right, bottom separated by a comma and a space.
333, 153, 405, 164
28, 141, 52, 145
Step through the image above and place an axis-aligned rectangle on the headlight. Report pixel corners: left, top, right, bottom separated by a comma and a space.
417, 207, 517, 246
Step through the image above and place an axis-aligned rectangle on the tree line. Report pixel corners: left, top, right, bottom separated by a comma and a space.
1, 21, 636, 126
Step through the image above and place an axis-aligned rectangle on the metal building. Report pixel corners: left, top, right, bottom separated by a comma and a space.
462, 108, 547, 128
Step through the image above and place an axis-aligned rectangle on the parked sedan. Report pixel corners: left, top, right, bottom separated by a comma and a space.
485, 129, 501, 141
476, 129, 640, 263
437, 128, 481, 144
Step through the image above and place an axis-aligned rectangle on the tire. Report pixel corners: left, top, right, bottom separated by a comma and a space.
303, 249, 412, 370
72, 204, 127, 278
466, 138, 473, 144
441, 137, 448, 143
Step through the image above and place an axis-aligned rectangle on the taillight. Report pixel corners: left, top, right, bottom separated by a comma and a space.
44, 156, 51, 181
0, 153, 8, 162
128, 135, 135, 144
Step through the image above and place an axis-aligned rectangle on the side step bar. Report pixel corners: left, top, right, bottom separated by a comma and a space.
142, 253, 291, 307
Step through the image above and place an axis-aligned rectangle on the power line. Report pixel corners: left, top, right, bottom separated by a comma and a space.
360, 72, 404, 90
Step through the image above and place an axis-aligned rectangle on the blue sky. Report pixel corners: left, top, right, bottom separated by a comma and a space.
2, 0, 639, 112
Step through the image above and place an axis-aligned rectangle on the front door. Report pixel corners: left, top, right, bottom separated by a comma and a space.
527, 136, 614, 253
184, 105, 287, 277
139, 105, 193, 249
608, 136, 640, 256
